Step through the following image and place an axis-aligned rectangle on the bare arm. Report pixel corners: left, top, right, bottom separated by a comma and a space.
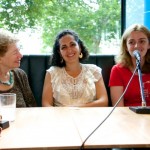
42, 72, 53, 107
80, 77, 108, 107
110, 86, 124, 106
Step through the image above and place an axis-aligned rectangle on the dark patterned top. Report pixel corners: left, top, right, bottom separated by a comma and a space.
0, 68, 37, 107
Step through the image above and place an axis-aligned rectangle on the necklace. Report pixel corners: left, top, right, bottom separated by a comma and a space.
0, 71, 14, 86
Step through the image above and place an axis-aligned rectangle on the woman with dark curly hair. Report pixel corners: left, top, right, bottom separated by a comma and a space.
109, 24, 150, 107
42, 29, 108, 107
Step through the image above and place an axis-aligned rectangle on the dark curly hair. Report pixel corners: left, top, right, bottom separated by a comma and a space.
50, 29, 89, 67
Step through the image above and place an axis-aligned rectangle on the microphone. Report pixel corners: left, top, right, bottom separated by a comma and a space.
133, 50, 141, 62
129, 51, 150, 114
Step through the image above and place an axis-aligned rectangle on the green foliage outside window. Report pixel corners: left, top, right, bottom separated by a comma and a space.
0, 0, 121, 54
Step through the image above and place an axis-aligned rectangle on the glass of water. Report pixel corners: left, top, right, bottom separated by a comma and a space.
0, 93, 16, 122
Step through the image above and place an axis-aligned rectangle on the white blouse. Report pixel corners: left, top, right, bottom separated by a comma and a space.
47, 64, 102, 106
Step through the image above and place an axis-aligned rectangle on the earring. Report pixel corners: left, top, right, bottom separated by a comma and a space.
79, 52, 83, 58
61, 58, 64, 63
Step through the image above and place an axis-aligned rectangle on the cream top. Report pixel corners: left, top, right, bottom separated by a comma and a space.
47, 64, 102, 106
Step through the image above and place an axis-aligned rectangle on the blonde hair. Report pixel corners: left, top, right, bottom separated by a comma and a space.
115, 24, 150, 73
0, 29, 19, 56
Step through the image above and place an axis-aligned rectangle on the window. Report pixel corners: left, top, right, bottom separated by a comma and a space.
0, 0, 121, 55
125, 0, 150, 30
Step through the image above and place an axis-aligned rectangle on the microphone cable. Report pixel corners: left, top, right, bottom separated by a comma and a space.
79, 64, 138, 150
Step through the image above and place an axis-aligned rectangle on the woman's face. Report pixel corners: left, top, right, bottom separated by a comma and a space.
59, 34, 81, 64
126, 31, 150, 59
0, 43, 23, 69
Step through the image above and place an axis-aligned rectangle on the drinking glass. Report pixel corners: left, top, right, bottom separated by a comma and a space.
0, 93, 16, 122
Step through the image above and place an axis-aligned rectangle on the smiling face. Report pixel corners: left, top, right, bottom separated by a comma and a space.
59, 34, 81, 64
0, 43, 23, 69
126, 31, 150, 60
